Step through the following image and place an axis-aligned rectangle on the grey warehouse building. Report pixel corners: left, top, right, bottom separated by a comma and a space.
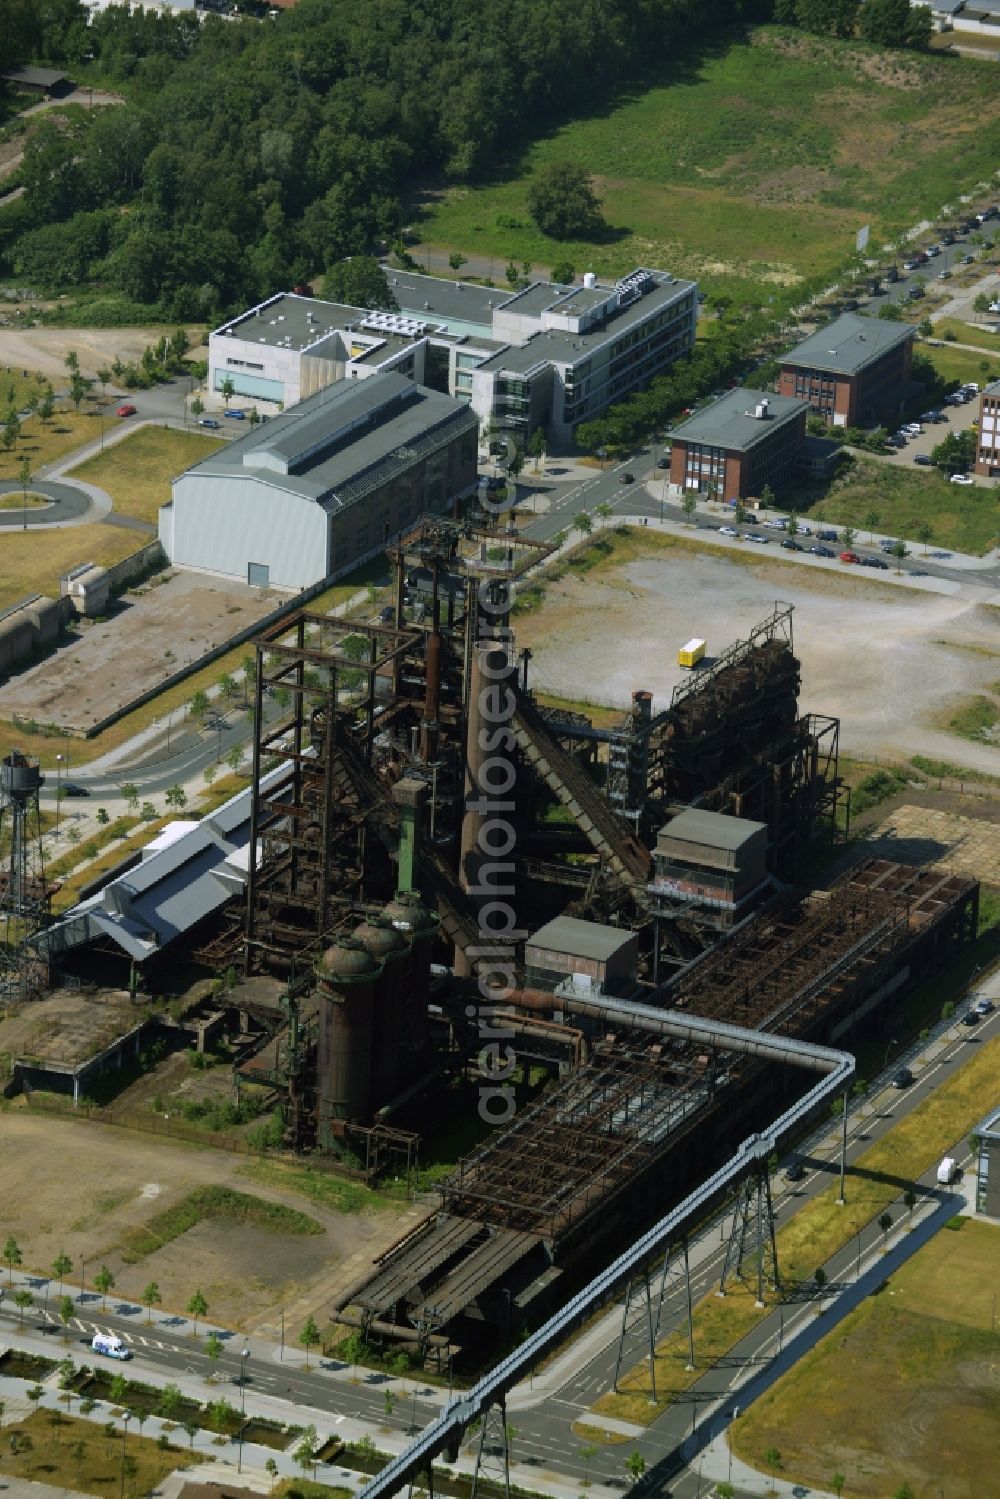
209, 266, 698, 447
159, 372, 478, 591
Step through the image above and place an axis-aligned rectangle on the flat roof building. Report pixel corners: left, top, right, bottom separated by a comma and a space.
525, 915, 639, 996
974, 378, 1000, 477
777, 313, 915, 429
973, 1101, 1000, 1217
668, 388, 809, 500
159, 372, 478, 591
653, 809, 769, 919
210, 266, 698, 447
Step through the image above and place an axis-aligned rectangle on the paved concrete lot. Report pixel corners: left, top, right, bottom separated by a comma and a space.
0, 572, 279, 733
515, 546, 1000, 772
862, 802, 1000, 882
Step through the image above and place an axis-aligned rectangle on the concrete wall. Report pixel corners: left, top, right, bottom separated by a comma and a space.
167, 473, 330, 591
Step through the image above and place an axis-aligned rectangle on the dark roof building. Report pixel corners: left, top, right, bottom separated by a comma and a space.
1, 67, 72, 93
668, 388, 809, 500
974, 378, 1000, 477
777, 313, 914, 429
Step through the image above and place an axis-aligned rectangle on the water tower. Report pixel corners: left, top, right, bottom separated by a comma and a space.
0, 751, 51, 1006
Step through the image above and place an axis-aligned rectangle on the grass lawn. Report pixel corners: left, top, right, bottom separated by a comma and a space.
944, 689, 1000, 745
415, 27, 1000, 304
0, 491, 49, 510
0, 403, 123, 483
796, 455, 999, 554
921, 339, 1000, 389
68, 425, 225, 525
0, 520, 151, 615
0, 1408, 194, 1492
118, 1184, 323, 1263
0, 367, 52, 413
931, 315, 1000, 351
593, 1031, 1000, 1426
730, 1219, 1000, 1497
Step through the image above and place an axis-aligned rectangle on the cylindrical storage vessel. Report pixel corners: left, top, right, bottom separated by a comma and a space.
1, 751, 42, 798
316, 936, 383, 1146
383, 889, 440, 1057
355, 916, 411, 1109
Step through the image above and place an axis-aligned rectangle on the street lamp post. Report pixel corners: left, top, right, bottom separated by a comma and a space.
119, 1413, 131, 1499
237, 1341, 249, 1473
883, 1037, 898, 1073
56, 754, 64, 835
79, 1255, 86, 1302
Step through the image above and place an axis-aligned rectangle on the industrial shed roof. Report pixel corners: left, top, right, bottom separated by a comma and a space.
658, 808, 767, 853
526, 915, 637, 962
669, 388, 808, 454
179, 372, 478, 512
40, 765, 288, 964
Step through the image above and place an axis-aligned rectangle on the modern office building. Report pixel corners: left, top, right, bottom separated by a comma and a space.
209, 266, 698, 446
973, 1102, 1000, 1217
159, 373, 478, 591
667, 389, 809, 500
974, 379, 1000, 476
777, 313, 914, 429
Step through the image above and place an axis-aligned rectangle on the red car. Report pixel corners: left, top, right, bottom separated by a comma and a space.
839, 550, 860, 564
116, 403, 137, 417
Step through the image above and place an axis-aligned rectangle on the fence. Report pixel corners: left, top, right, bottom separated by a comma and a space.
842, 748, 999, 800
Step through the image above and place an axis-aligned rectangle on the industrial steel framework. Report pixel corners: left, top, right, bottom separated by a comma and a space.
0, 751, 53, 1006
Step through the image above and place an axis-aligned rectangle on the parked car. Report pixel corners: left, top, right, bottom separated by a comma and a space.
718, 525, 738, 537
902, 259, 919, 272
886, 435, 906, 448
817, 529, 838, 542
199, 417, 221, 429
973, 996, 995, 1017
938, 270, 952, 281
809, 544, 834, 558
913, 454, 933, 466
784, 1161, 806, 1183
925, 245, 940, 258
764, 518, 788, 530
885, 265, 901, 283
962, 253, 975, 265
656, 457, 670, 469
950, 473, 974, 486
746, 533, 770, 545
61, 783, 90, 798
116, 403, 137, 417
225, 408, 246, 420
839, 551, 860, 564
903, 424, 924, 435
907, 285, 924, 300
891, 1067, 914, 1089
961, 1010, 980, 1027
781, 539, 803, 551
860, 556, 889, 570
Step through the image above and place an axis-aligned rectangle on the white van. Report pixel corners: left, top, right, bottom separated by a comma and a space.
936, 1156, 958, 1185
91, 1332, 131, 1361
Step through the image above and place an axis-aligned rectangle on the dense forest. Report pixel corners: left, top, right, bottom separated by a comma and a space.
0, 0, 933, 321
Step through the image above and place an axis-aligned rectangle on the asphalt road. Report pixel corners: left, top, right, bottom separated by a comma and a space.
0, 478, 92, 527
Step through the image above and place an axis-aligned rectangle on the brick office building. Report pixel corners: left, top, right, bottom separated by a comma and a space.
777, 313, 914, 429
668, 388, 808, 500
974, 379, 1000, 477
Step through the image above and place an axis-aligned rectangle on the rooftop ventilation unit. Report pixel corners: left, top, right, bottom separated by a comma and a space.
615, 270, 655, 308
360, 311, 429, 339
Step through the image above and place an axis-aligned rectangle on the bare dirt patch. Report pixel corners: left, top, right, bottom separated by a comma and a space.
0, 1110, 410, 1333
515, 543, 1000, 773
0, 326, 203, 381
0, 572, 281, 733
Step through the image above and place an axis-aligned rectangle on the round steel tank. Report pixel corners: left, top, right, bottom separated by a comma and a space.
383, 890, 440, 1055
1, 751, 42, 799
316, 936, 383, 1142
355, 916, 411, 1108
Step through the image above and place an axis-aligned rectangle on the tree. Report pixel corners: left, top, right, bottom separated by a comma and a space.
814, 1266, 827, 1292
448, 252, 467, 273
551, 260, 575, 285
2, 1235, 22, 1282
786, 512, 799, 538
625, 1451, 646, 1483
573, 511, 593, 535
759, 483, 776, 513
109, 1373, 129, 1407
119, 782, 140, 812
191, 396, 204, 421
894, 1485, 916, 1499
165, 784, 187, 811
96, 365, 112, 401
184, 1420, 198, 1451
219, 376, 235, 407
300, 1313, 321, 1369
14, 1288, 33, 1326
859, 0, 915, 45
94, 1265, 115, 1309
973, 292, 991, 321
879, 1211, 893, 1249
141, 1280, 161, 1323
295, 1423, 320, 1476
930, 429, 976, 473
248, 406, 260, 428
189, 689, 209, 723
915, 521, 933, 554
96, 807, 109, 825
764, 1445, 782, 1475
840, 525, 856, 550
579, 1443, 600, 1487
864, 508, 880, 541
384, 1388, 396, 1418
918, 316, 932, 338
527, 162, 604, 240
38, 386, 55, 424
734, 498, 747, 529
204, 764, 216, 787
69, 371, 92, 411
890, 539, 908, 570
187, 1288, 208, 1335
682, 492, 697, 523
831, 1474, 846, 1498
505, 260, 521, 290
227, 746, 244, 775
205, 1332, 223, 1378
527, 427, 546, 471
140, 801, 157, 821
325, 257, 398, 311
903, 1187, 917, 1224
52, 1251, 72, 1297
58, 1294, 75, 1339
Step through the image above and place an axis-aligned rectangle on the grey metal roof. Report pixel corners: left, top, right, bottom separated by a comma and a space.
1, 67, 69, 88
182, 373, 478, 512
659, 808, 767, 853
41, 765, 288, 964
386, 271, 514, 329
669, 388, 808, 454
527, 915, 637, 962
974, 1102, 1000, 1138
983, 379, 1000, 398
781, 313, 915, 378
